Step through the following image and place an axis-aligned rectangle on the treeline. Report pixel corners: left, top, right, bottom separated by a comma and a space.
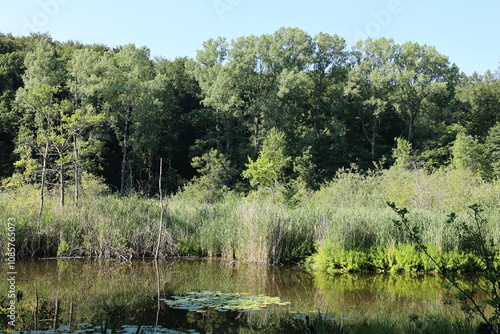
1, 28, 500, 200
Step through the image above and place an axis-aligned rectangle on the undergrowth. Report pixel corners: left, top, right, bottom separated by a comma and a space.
1, 167, 499, 267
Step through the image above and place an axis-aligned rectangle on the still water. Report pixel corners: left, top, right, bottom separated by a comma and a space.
1, 258, 463, 333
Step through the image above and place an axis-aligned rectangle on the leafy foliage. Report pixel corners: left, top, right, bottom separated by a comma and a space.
389, 203, 500, 334
0, 31, 499, 197
486, 122, 500, 178
242, 128, 291, 198
183, 148, 235, 203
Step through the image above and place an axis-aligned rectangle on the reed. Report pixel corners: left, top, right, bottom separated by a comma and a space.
1, 167, 499, 266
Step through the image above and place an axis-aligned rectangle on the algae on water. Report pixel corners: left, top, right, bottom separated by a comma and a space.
162, 291, 290, 312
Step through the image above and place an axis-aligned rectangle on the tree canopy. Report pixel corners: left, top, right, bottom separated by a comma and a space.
0, 29, 499, 199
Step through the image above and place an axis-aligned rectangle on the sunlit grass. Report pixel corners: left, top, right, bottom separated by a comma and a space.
1, 167, 499, 266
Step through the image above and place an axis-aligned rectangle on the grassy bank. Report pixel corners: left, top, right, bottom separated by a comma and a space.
1, 168, 500, 268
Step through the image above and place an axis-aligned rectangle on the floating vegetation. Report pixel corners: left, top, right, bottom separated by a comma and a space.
162, 290, 291, 312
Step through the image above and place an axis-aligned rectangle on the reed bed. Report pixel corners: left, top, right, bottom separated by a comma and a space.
1, 167, 499, 267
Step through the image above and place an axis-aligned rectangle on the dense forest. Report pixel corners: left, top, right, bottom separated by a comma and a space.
0, 27, 499, 201
2, 27, 500, 333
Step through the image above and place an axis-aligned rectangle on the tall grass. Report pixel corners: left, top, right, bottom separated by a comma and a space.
167, 194, 316, 264
1, 167, 499, 265
0, 178, 175, 259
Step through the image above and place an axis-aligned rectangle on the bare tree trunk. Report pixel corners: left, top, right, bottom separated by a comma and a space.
34, 291, 39, 330
361, 114, 378, 160
120, 106, 131, 196
37, 141, 49, 226
253, 114, 261, 159
371, 115, 378, 159
155, 259, 161, 326
59, 164, 65, 208
155, 158, 164, 259
73, 135, 80, 203
407, 100, 420, 141
408, 109, 414, 141
313, 96, 320, 147
53, 297, 59, 329
54, 144, 65, 208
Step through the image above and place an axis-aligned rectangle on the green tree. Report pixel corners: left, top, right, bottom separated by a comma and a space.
346, 38, 397, 159
188, 37, 236, 154
130, 70, 187, 193
229, 32, 276, 158
393, 42, 457, 140
458, 72, 500, 138
67, 47, 108, 201
308, 32, 348, 147
254, 28, 313, 153
54, 103, 104, 205
13, 39, 105, 210
0, 43, 23, 178
191, 28, 315, 161
184, 148, 235, 203
14, 37, 65, 220
450, 131, 488, 177
102, 44, 153, 196
485, 122, 500, 179
392, 137, 413, 170
292, 146, 318, 192
242, 128, 291, 199
154, 57, 204, 191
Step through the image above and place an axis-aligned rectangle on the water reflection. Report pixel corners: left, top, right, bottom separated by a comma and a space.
0, 259, 462, 332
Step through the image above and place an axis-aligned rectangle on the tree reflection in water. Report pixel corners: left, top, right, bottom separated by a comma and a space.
0, 259, 465, 333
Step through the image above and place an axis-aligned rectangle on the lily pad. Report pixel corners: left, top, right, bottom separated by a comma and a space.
162, 291, 290, 313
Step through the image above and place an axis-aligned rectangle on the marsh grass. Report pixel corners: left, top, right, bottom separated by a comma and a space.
1, 167, 499, 265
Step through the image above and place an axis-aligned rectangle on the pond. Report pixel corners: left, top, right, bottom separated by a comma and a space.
1, 258, 464, 333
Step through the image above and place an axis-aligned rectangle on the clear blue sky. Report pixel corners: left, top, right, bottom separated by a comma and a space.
1, 0, 498, 75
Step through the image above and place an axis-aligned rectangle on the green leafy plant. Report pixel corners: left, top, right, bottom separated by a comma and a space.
184, 148, 235, 203
242, 128, 292, 201
388, 202, 500, 334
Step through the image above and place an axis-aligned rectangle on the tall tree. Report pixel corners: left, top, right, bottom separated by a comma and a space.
458, 71, 500, 138
0, 40, 24, 178
15, 37, 64, 218
67, 48, 107, 201
308, 32, 348, 147
393, 42, 456, 140
485, 122, 500, 178
129, 70, 183, 193
103, 44, 153, 196
191, 28, 315, 160
189, 37, 234, 153
254, 28, 313, 153
345, 38, 397, 159
154, 57, 204, 189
